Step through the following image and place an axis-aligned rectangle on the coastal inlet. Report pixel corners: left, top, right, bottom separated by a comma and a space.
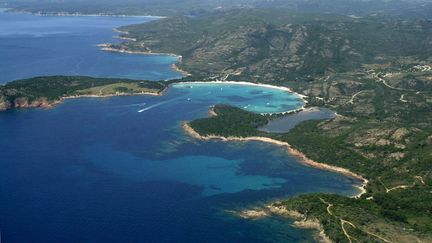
0, 81, 360, 243
0, 10, 361, 243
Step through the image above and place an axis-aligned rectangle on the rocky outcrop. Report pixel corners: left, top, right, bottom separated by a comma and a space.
426, 135, 432, 145
0, 95, 11, 111
268, 205, 332, 243
391, 128, 410, 141
13, 97, 30, 108
12, 97, 57, 109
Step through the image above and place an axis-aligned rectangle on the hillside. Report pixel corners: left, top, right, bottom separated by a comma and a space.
120, 9, 432, 242
115, 9, 432, 83
0, 76, 166, 111
187, 87, 431, 242
1, 7, 430, 242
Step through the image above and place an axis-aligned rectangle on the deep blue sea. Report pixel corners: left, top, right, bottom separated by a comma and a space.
0, 12, 359, 242
0, 12, 182, 83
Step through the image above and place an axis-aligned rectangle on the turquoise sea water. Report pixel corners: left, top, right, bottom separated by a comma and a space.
0, 12, 359, 242
171, 82, 304, 114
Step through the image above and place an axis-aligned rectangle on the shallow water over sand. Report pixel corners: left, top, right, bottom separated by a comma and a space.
0, 85, 360, 242
0, 12, 358, 243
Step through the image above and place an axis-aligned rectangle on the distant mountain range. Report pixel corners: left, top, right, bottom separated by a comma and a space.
2, 0, 432, 18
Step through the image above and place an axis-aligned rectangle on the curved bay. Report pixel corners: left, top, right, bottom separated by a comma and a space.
0, 12, 358, 243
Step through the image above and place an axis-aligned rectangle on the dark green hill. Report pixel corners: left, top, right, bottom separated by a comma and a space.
1, 6, 431, 242
115, 9, 432, 82
136, 9, 432, 242
0, 76, 166, 111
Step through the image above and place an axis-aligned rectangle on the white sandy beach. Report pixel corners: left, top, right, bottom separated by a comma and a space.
175, 81, 308, 115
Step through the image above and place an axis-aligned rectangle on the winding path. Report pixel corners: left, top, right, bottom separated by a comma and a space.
372, 72, 415, 92
379, 176, 426, 193
347, 90, 369, 104
319, 197, 392, 243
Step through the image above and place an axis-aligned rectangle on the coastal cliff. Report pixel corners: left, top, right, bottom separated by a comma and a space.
12, 97, 57, 109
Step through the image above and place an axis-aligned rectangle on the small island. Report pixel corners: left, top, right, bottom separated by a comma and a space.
0, 76, 167, 111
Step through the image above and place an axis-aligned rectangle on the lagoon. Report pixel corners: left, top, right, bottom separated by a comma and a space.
260, 107, 337, 133
0, 87, 359, 243
0, 11, 358, 243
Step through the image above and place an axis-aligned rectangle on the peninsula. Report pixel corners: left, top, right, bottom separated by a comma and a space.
109, 9, 430, 242
1, 7, 431, 243
0, 76, 166, 111
184, 103, 431, 242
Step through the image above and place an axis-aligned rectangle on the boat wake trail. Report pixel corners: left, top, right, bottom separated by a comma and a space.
123, 102, 147, 107
137, 98, 179, 113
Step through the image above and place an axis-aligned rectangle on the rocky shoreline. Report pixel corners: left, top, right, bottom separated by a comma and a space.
97, 44, 191, 77
182, 109, 371, 243
182, 122, 368, 197
0, 97, 60, 111
171, 64, 192, 77
97, 43, 177, 56
230, 204, 332, 243
0, 90, 163, 112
